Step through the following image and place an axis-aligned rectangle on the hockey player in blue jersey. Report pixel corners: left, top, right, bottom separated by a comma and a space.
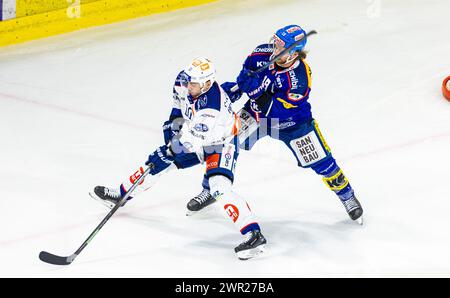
186, 25, 364, 224
91, 57, 266, 260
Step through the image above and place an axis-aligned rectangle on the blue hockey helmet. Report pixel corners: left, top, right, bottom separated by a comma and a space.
272, 25, 307, 54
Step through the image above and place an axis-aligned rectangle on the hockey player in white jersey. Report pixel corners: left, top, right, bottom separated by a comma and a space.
91, 57, 266, 260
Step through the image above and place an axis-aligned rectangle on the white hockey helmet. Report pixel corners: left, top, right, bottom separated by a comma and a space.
183, 57, 216, 93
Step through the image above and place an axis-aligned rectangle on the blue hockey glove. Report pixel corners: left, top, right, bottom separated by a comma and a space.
236, 69, 266, 99
220, 82, 242, 103
168, 138, 201, 169
145, 145, 174, 175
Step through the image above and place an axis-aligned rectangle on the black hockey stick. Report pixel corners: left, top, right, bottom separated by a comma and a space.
230, 29, 317, 92
39, 164, 154, 265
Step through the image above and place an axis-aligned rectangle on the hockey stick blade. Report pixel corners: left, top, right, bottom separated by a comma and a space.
39, 251, 76, 266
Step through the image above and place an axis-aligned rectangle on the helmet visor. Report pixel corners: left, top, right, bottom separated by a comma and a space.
270, 34, 286, 49
269, 34, 288, 61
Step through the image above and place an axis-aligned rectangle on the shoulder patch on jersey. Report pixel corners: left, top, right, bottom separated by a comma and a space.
199, 96, 208, 108
288, 93, 304, 101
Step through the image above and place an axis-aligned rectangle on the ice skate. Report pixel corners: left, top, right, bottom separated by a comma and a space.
186, 189, 216, 216
89, 186, 127, 209
341, 195, 364, 225
234, 230, 267, 260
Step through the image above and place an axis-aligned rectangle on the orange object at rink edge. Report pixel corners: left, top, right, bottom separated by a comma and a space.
443, 76, 450, 101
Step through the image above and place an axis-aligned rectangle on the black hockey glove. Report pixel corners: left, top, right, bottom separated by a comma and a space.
250, 92, 272, 114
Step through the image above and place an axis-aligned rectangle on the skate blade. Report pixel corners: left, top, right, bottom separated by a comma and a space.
186, 209, 196, 216
236, 244, 266, 261
355, 216, 364, 226
89, 192, 114, 209
185, 202, 217, 217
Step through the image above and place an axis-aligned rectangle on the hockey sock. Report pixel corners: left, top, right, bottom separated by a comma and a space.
209, 175, 260, 234
120, 164, 175, 198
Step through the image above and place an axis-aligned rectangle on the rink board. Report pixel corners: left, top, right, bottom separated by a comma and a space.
0, 0, 216, 47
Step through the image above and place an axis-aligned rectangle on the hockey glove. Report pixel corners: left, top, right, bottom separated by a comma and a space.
249, 92, 272, 114
145, 145, 174, 175
221, 82, 242, 103
162, 138, 201, 169
236, 69, 267, 99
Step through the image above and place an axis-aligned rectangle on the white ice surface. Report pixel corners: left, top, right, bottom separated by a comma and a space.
0, 0, 449, 277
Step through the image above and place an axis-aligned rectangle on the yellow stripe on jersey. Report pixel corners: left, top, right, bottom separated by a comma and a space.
313, 120, 331, 153
276, 97, 298, 109
301, 59, 312, 89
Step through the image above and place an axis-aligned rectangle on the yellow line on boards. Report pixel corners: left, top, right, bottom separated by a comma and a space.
0, 0, 216, 47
